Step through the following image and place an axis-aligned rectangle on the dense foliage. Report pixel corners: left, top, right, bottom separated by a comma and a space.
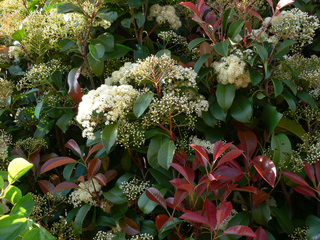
1, 0, 320, 239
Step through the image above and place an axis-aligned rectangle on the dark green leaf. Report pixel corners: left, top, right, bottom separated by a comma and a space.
249, 68, 263, 85
147, 135, 170, 169
59, 39, 76, 52
141, 220, 157, 236
229, 95, 252, 123
270, 206, 294, 234
56, 112, 74, 133
58, 3, 83, 13
128, 0, 144, 8
306, 215, 320, 240
262, 104, 283, 136
202, 110, 218, 127
216, 83, 235, 112
271, 133, 291, 167
188, 38, 207, 50
281, 79, 297, 95
155, 49, 171, 58
222, 8, 233, 33
134, 45, 150, 61
276, 117, 305, 140
149, 169, 173, 189
102, 123, 118, 154
134, 12, 145, 28
34, 119, 55, 138
88, 53, 104, 76
194, 53, 211, 73
252, 201, 270, 226
228, 19, 245, 40
281, 90, 297, 112
96, 33, 114, 52
254, 44, 268, 63
210, 101, 227, 121
98, 12, 118, 22
103, 187, 127, 204
133, 93, 154, 118
96, 215, 116, 227
74, 204, 91, 235
121, 17, 134, 28
272, 80, 283, 97
158, 141, 175, 169
297, 91, 317, 110
273, 40, 296, 60
105, 44, 131, 60
213, 40, 229, 57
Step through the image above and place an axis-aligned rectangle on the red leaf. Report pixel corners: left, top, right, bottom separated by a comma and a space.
65, 139, 82, 157
252, 190, 269, 206
119, 217, 140, 235
252, 156, 276, 187
192, 155, 202, 171
304, 162, 316, 185
204, 199, 217, 230
223, 225, 256, 237
266, 0, 274, 9
87, 141, 104, 159
246, 7, 263, 20
282, 171, 309, 187
77, 175, 85, 183
235, 186, 257, 194
174, 151, 188, 165
180, 211, 209, 225
68, 67, 82, 103
190, 144, 209, 168
41, 157, 77, 174
166, 197, 185, 211
293, 185, 316, 198
212, 140, 224, 160
217, 149, 243, 167
220, 184, 238, 203
216, 202, 232, 225
238, 131, 257, 159
173, 189, 188, 209
88, 158, 101, 179
196, 181, 208, 197
146, 188, 167, 210
170, 178, 189, 188
199, 41, 212, 67
38, 180, 55, 194
179, 2, 200, 16
179, 184, 195, 193
316, 160, 320, 183
276, 0, 294, 12
55, 182, 80, 192
254, 226, 268, 240
11, 148, 27, 158
156, 215, 170, 231
170, 163, 195, 183
93, 173, 107, 186
104, 170, 117, 183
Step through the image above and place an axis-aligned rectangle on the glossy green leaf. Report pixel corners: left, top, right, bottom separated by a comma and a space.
272, 80, 283, 97
252, 201, 270, 226
276, 117, 305, 139
11, 29, 25, 42
158, 141, 175, 169
141, 220, 157, 236
281, 89, 297, 112
96, 215, 116, 227
228, 19, 245, 40
103, 187, 127, 204
22, 227, 54, 240
216, 83, 235, 112
147, 135, 170, 169
306, 215, 320, 240
11, 193, 34, 217
56, 112, 74, 133
88, 53, 104, 76
59, 39, 76, 52
121, 17, 134, 28
74, 204, 91, 235
262, 104, 283, 136
138, 187, 167, 214
230, 95, 252, 123
281, 79, 297, 95
8, 158, 33, 184
210, 101, 227, 121
134, 12, 145, 28
202, 110, 218, 127
297, 91, 317, 110
249, 68, 263, 85
128, 0, 144, 8
222, 8, 233, 33
96, 33, 114, 52
149, 169, 173, 190
271, 133, 291, 167
194, 53, 210, 73
270, 206, 294, 234
0, 215, 32, 240
102, 123, 118, 154
89, 43, 105, 60
273, 40, 296, 60
213, 40, 229, 57
4, 186, 22, 204
105, 44, 131, 60
134, 45, 150, 61
188, 38, 207, 50
254, 44, 268, 63
133, 93, 154, 118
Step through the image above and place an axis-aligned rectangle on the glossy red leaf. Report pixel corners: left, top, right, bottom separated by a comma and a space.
38, 180, 55, 194
146, 188, 167, 210
87, 141, 104, 159
204, 199, 217, 230
179, 184, 194, 193
77, 175, 85, 183
220, 184, 238, 203
282, 171, 309, 187
252, 156, 276, 187
156, 215, 171, 231
246, 7, 263, 20
55, 182, 80, 192
174, 151, 188, 165
276, 0, 294, 12
196, 181, 208, 197
93, 173, 107, 186
217, 149, 243, 167
190, 144, 209, 168
304, 162, 316, 185
173, 189, 188, 209
192, 155, 202, 171
212, 140, 224, 160
316, 160, 320, 183
41, 157, 77, 174
170, 163, 195, 183
170, 178, 189, 188
238, 131, 257, 159
252, 190, 269, 206
223, 225, 256, 237
293, 185, 316, 198
254, 226, 268, 240
235, 186, 257, 194
180, 211, 209, 225
68, 67, 82, 103
119, 217, 140, 235
104, 170, 117, 183
88, 158, 101, 179
179, 2, 200, 16
227, 159, 243, 171
216, 202, 232, 225
65, 139, 82, 157
215, 142, 235, 161
166, 197, 185, 211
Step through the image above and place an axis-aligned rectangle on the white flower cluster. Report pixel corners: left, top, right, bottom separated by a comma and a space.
148, 4, 182, 30
8, 45, 24, 61
262, 9, 320, 48
93, 231, 116, 240
77, 84, 139, 139
212, 54, 251, 88
0, 130, 11, 167
158, 30, 188, 46
189, 136, 216, 154
305, 142, 320, 164
105, 62, 138, 85
119, 178, 150, 201
130, 233, 154, 240
69, 179, 102, 207
0, 78, 13, 108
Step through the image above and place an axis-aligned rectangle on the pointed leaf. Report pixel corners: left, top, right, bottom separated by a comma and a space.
11, 193, 34, 217
87, 141, 104, 159
133, 93, 154, 118
276, 0, 294, 11
38, 180, 55, 194
93, 173, 107, 186
230, 95, 253, 123
102, 123, 118, 154
173, 189, 188, 209
270, 206, 294, 234
223, 225, 256, 237
217, 202, 232, 225
179, 2, 200, 16
119, 217, 140, 235
158, 140, 175, 169
41, 157, 77, 174
180, 212, 209, 225
104, 170, 117, 183
65, 139, 82, 157
190, 144, 209, 167
281, 171, 309, 187
88, 158, 101, 179
304, 162, 316, 185
254, 226, 268, 240
170, 163, 195, 183
293, 185, 316, 198
238, 131, 257, 159
204, 199, 217, 230
228, 19, 245, 40
216, 83, 235, 112
252, 156, 276, 187
217, 149, 243, 166
146, 188, 167, 210
67, 67, 82, 103
155, 215, 170, 231
55, 182, 80, 192
74, 204, 91, 235
316, 161, 320, 183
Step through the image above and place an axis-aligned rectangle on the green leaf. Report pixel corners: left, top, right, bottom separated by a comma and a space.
0, 215, 32, 240
252, 201, 270, 226
134, 45, 150, 61
4, 186, 22, 204
133, 93, 154, 118
222, 8, 233, 33
34, 119, 55, 138
11, 193, 34, 217
121, 17, 134, 28
202, 110, 218, 127
209, 101, 227, 121
134, 12, 145, 28
8, 158, 33, 184
128, 0, 144, 8
88, 53, 104, 76
227, 211, 251, 227
158, 141, 175, 169
272, 80, 283, 97
149, 169, 173, 190
138, 187, 167, 214
216, 83, 235, 112
0, 204, 4, 216
102, 123, 118, 154
281, 79, 297, 95
0, 171, 8, 181
96, 33, 114, 52
306, 215, 320, 240
276, 117, 305, 140
273, 40, 296, 60
270, 206, 294, 234
271, 133, 291, 167
103, 187, 127, 204
0, 176, 4, 189
22, 227, 54, 240
156, 49, 171, 58
297, 91, 317, 110
229, 95, 252, 123
254, 43, 268, 63
213, 40, 229, 57
105, 44, 131, 60
96, 215, 116, 227
281, 90, 297, 112
98, 11, 118, 22
89, 44, 105, 60
194, 53, 210, 73
147, 135, 170, 169
227, 19, 245, 40
249, 68, 263, 85
58, 3, 83, 13
262, 104, 283, 136
59, 39, 76, 52
11, 29, 26, 42
56, 112, 74, 133
141, 220, 157, 236
74, 204, 91, 235
111, 203, 128, 219
188, 38, 207, 50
